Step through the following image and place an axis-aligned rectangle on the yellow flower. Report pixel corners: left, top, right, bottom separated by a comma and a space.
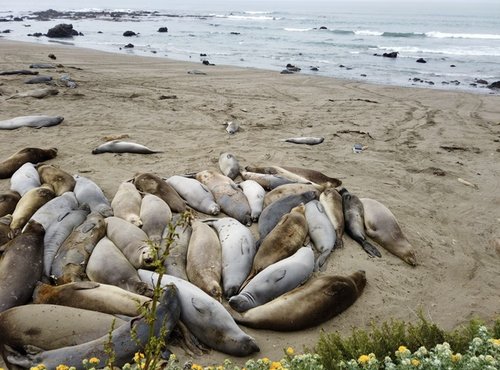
270, 361, 283, 370
286, 347, 294, 356
451, 353, 462, 363
134, 352, 145, 363
358, 355, 370, 365
489, 338, 500, 348
56, 365, 69, 370
411, 358, 420, 366
30, 366, 46, 370
191, 364, 203, 370
88, 358, 100, 365
262, 358, 270, 364
398, 346, 408, 353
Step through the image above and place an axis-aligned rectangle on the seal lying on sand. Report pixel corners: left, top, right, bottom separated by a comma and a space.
0, 115, 63, 130
92, 140, 163, 154
0, 147, 57, 179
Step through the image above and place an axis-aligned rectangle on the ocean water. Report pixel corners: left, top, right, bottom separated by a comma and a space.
1, 0, 499, 93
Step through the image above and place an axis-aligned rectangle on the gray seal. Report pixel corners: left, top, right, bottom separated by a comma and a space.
282, 137, 324, 145
319, 185, 345, 248
10, 162, 42, 196
305, 200, 336, 270
0, 115, 63, 130
229, 246, 314, 312
238, 180, 265, 222
28, 191, 79, 232
139, 270, 260, 357
92, 140, 163, 154
240, 170, 299, 190
218, 152, 240, 179
111, 181, 143, 227
140, 193, 172, 244
165, 175, 219, 215
74, 174, 113, 217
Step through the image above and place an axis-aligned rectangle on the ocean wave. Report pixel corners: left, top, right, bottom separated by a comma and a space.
215, 14, 279, 21
330, 29, 355, 35
382, 31, 425, 38
425, 31, 500, 40
354, 30, 383, 36
244, 11, 273, 15
284, 27, 312, 32
377, 45, 500, 57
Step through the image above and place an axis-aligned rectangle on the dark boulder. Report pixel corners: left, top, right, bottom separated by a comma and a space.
124, 43, 134, 48
488, 81, 500, 90
28, 32, 43, 37
48, 54, 56, 60
319, 26, 328, 30
13, 17, 23, 22
416, 58, 427, 63
286, 63, 301, 72
123, 30, 137, 37
157, 27, 168, 33
382, 51, 398, 58
475, 79, 488, 85
2, 29, 11, 33
450, 64, 456, 68
47, 23, 79, 38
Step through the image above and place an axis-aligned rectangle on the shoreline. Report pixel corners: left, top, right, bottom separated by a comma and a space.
1, 38, 499, 367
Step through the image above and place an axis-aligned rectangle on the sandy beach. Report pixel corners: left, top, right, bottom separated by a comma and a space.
1, 39, 499, 367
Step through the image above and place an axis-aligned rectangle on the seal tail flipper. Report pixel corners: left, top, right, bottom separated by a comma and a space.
5, 344, 40, 368
315, 250, 331, 271
361, 240, 382, 258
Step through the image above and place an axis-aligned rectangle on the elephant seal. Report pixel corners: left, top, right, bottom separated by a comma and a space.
24, 76, 53, 84
165, 175, 219, 215
9, 184, 55, 238
33, 281, 151, 317
37, 164, 75, 196
105, 216, 154, 269
233, 270, 367, 331
43, 206, 90, 277
133, 172, 186, 213
205, 217, 256, 298
258, 191, 316, 242
229, 246, 314, 312
196, 170, 251, 226
305, 200, 336, 270
7, 87, 59, 99
1, 147, 57, 179
264, 183, 321, 208
50, 212, 106, 284
92, 140, 163, 154
0, 215, 12, 248
245, 165, 342, 187
139, 270, 260, 357
74, 174, 113, 217
187, 220, 222, 301
0, 220, 45, 313
224, 121, 239, 134
218, 152, 240, 179
0, 115, 63, 130
0, 304, 127, 351
282, 136, 324, 145
10, 162, 41, 196
6, 285, 180, 370
238, 180, 265, 222
360, 198, 417, 266
87, 237, 152, 296
0, 190, 21, 217
140, 193, 172, 244
339, 188, 381, 257
319, 185, 345, 248
111, 181, 143, 227
247, 204, 309, 284
163, 215, 192, 280
28, 191, 79, 232
240, 170, 299, 190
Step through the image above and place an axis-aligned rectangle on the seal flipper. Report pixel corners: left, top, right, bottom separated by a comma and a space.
361, 240, 382, 258
5, 344, 41, 368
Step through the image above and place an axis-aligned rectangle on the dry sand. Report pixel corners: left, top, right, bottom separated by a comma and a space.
1, 39, 499, 367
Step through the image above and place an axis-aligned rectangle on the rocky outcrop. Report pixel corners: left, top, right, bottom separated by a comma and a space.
123, 30, 137, 37
157, 27, 168, 33
46, 23, 80, 38
488, 81, 500, 90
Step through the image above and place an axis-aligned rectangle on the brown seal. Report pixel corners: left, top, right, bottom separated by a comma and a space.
319, 185, 345, 248
245, 164, 341, 187
0, 147, 57, 179
0, 220, 45, 314
233, 270, 366, 331
0, 215, 12, 248
132, 172, 186, 213
37, 164, 76, 196
360, 198, 417, 266
0, 190, 21, 217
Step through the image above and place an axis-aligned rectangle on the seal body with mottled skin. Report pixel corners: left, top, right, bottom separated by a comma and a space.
43, 206, 90, 277
233, 270, 366, 331
140, 193, 171, 244
340, 189, 381, 257
247, 204, 308, 283
245, 165, 341, 187
0, 191, 21, 217
238, 180, 265, 222
163, 216, 191, 280
105, 216, 153, 269
133, 172, 186, 213
0, 304, 127, 351
50, 212, 106, 284
219, 152, 240, 179
187, 220, 222, 301
111, 181, 143, 227
139, 270, 260, 357
264, 183, 321, 208
86, 237, 152, 296
37, 164, 75, 196
229, 246, 314, 312
360, 198, 417, 266
74, 174, 113, 217
92, 140, 163, 154
0, 221, 45, 313
6, 285, 180, 370
319, 186, 345, 248
165, 175, 219, 215
0, 115, 63, 130
33, 281, 151, 317
28, 191, 79, 232
240, 170, 299, 190
206, 217, 256, 298
258, 191, 316, 242
304, 200, 336, 269
196, 170, 251, 226
10, 162, 41, 196
9, 184, 55, 238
